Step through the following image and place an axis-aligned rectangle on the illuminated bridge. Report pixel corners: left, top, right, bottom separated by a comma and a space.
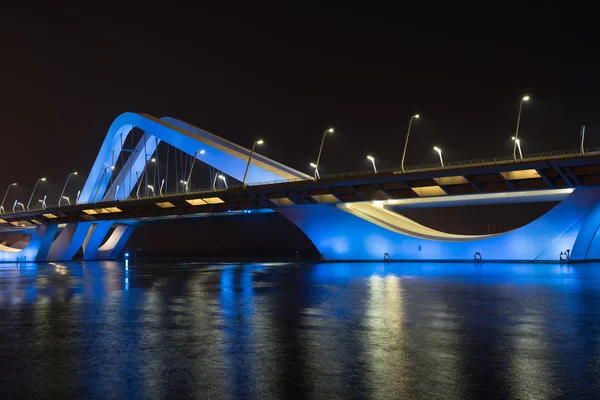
2, 112, 600, 263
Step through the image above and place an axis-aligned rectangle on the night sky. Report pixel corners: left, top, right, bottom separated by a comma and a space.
1, 4, 597, 254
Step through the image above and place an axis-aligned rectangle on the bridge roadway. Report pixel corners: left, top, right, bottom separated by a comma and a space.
2, 149, 600, 227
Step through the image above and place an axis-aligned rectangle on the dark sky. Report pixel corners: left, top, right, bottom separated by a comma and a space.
1, 3, 598, 251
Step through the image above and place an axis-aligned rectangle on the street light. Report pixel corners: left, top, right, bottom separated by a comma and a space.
512, 137, 523, 160
159, 179, 165, 196
147, 185, 155, 196
401, 114, 420, 172
13, 200, 24, 213
95, 166, 115, 202
62, 196, 71, 205
243, 139, 264, 186
314, 128, 334, 179
59, 172, 77, 206
433, 146, 444, 167
38, 195, 47, 210
310, 162, 320, 179
27, 178, 46, 211
185, 149, 205, 192
218, 175, 228, 189
0, 183, 17, 214
180, 180, 189, 193
512, 95, 530, 161
366, 155, 377, 173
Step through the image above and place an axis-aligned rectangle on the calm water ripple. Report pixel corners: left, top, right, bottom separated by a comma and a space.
1, 261, 600, 399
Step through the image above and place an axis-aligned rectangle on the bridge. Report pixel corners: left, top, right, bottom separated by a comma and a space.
2, 112, 600, 263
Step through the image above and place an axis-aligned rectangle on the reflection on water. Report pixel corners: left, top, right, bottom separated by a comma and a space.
1, 261, 600, 399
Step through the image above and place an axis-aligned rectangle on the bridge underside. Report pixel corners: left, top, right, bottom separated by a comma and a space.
277, 188, 600, 262
2, 187, 600, 263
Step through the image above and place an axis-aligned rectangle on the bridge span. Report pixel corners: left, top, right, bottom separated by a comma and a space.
2, 112, 600, 263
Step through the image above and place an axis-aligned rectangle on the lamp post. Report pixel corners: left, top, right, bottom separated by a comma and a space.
243, 139, 264, 186
13, 200, 25, 213
580, 125, 586, 154
185, 149, 205, 193
95, 166, 115, 202
62, 196, 70, 205
367, 155, 377, 173
433, 146, 444, 167
147, 185, 155, 196
1, 183, 17, 214
512, 137, 523, 159
38, 195, 47, 210
314, 128, 334, 179
310, 163, 320, 179
59, 172, 77, 206
401, 114, 420, 172
180, 180, 189, 193
218, 175, 228, 189
159, 179, 165, 196
75, 190, 81, 205
512, 95, 530, 161
27, 178, 46, 211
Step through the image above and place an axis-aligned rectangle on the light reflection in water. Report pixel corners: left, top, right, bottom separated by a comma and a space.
0, 261, 598, 399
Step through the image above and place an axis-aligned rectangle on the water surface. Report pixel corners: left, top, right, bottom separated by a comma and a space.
1, 261, 599, 399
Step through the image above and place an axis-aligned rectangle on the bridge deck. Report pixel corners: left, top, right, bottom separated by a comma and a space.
2, 151, 600, 226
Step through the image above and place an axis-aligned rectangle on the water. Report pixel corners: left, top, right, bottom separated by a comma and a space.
1, 261, 600, 399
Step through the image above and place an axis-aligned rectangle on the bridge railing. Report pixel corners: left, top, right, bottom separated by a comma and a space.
3, 147, 600, 215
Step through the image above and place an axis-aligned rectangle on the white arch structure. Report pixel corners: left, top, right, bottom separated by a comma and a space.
0, 113, 309, 262
2, 112, 600, 263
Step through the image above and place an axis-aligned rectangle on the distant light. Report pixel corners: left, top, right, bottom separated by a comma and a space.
414, 114, 420, 119
110, 166, 115, 169
11, 183, 16, 186
199, 150, 206, 154
40, 178, 46, 181
218, 175, 226, 181
522, 95, 530, 101
257, 139, 264, 145
327, 128, 334, 133
310, 163, 318, 168
367, 155, 374, 161
150, 158, 156, 162
73, 172, 78, 175
433, 146, 441, 152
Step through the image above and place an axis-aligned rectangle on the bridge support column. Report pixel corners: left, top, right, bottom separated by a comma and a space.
96, 225, 136, 260
44, 222, 92, 261
83, 222, 135, 261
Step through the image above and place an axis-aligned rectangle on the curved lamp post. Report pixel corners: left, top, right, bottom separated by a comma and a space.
433, 146, 444, 167
27, 178, 46, 211
95, 166, 115, 202
314, 128, 334, 179
512, 95, 530, 161
185, 149, 205, 192
512, 137, 523, 159
310, 163, 320, 179
1, 183, 17, 214
13, 200, 25, 213
62, 196, 71, 205
218, 175, 228, 189
180, 180, 189, 193
367, 155, 377, 173
243, 139, 264, 187
147, 185, 155, 196
401, 114, 420, 172
59, 172, 77, 206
